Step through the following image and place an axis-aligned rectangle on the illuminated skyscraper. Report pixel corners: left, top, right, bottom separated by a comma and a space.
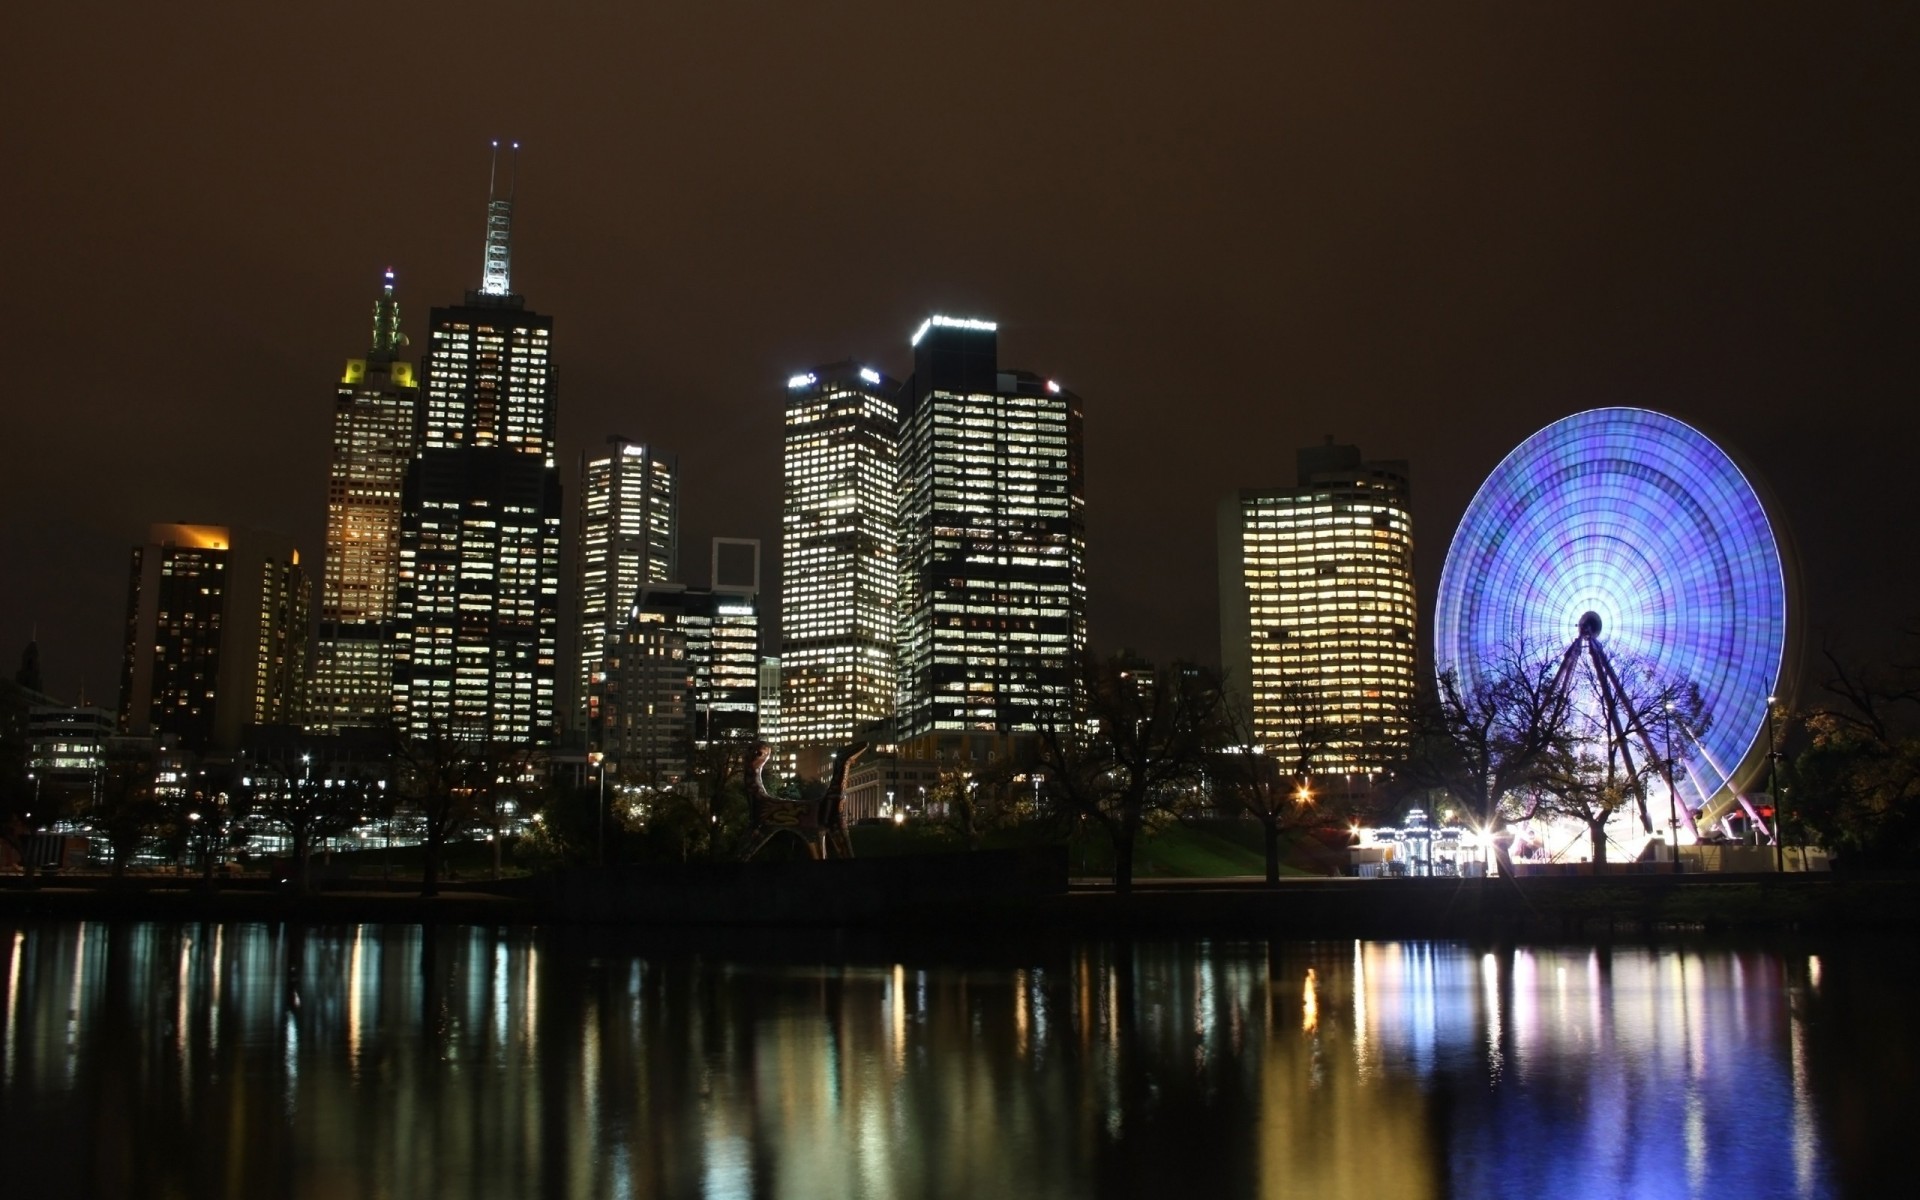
576, 436, 677, 746
394, 143, 562, 744
601, 544, 763, 782
310, 269, 419, 732
1218, 440, 1415, 772
779, 362, 901, 756
895, 317, 1086, 745
118, 524, 310, 753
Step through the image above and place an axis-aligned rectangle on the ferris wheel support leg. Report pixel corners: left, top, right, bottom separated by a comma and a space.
1588, 640, 1662, 835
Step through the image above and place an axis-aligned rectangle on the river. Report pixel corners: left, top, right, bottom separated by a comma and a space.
0, 921, 1905, 1198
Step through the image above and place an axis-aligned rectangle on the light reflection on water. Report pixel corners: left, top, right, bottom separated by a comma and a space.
0, 923, 1900, 1199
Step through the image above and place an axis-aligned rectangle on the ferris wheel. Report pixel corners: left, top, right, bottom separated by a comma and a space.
1434, 408, 1794, 830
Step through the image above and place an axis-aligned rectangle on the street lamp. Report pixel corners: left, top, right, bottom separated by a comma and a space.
589, 751, 607, 867
1767, 694, 1783, 874
1666, 701, 1682, 875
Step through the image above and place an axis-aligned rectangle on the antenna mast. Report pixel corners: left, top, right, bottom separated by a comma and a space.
479, 140, 517, 297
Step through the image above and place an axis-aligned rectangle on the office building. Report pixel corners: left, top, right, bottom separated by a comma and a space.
779, 361, 902, 757
895, 316, 1086, 748
310, 268, 420, 731
576, 436, 677, 745
601, 541, 762, 779
394, 144, 562, 744
118, 524, 311, 753
757, 655, 781, 745
26, 705, 116, 810
1218, 440, 1415, 772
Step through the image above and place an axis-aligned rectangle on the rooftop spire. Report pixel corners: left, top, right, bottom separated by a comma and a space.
479, 140, 519, 297
370, 266, 405, 357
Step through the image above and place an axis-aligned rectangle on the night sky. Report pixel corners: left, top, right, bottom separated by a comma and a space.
6, 2, 1915, 707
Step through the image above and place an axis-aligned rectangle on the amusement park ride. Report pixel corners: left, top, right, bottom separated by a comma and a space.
1430, 407, 1797, 867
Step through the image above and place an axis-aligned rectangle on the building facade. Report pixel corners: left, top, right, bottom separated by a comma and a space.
311, 269, 420, 732
601, 575, 761, 784
26, 705, 116, 810
895, 317, 1086, 746
1218, 440, 1415, 772
118, 524, 311, 753
576, 436, 677, 746
393, 146, 562, 745
779, 361, 902, 755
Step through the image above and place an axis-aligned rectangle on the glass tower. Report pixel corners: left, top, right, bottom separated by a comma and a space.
576, 437, 678, 747
779, 362, 902, 752
895, 317, 1087, 741
1218, 442, 1415, 772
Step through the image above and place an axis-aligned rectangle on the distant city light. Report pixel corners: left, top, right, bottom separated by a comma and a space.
787, 373, 817, 390
859, 367, 882, 385
1046, 380, 1061, 393
909, 315, 998, 346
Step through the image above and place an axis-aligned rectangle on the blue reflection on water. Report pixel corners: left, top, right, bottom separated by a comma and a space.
0, 924, 1880, 1199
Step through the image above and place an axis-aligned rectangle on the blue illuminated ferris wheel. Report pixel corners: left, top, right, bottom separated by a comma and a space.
1435, 408, 1793, 824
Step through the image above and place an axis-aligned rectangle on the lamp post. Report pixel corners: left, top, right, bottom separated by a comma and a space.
589, 751, 607, 868
1767, 694, 1783, 874
1666, 701, 1681, 875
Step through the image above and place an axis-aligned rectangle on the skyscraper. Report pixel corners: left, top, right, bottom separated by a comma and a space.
895, 316, 1086, 747
310, 269, 420, 732
576, 436, 677, 746
393, 144, 562, 745
779, 361, 901, 756
118, 524, 310, 753
1218, 440, 1415, 772
601, 543, 762, 783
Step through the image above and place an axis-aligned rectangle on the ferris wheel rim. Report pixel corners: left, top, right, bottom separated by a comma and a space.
1434, 406, 1793, 806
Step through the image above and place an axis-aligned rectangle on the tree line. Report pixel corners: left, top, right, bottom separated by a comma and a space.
6, 639, 1919, 891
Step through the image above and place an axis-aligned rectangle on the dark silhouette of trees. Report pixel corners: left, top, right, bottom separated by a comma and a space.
398, 734, 539, 896
1400, 640, 1706, 872
1397, 643, 1574, 873
236, 757, 367, 892
95, 747, 163, 880
1521, 663, 1707, 867
1789, 644, 1920, 867
1213, 677, 1341, 886
1036, 654, 1227, 894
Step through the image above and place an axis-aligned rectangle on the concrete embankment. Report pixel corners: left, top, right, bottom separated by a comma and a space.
2, 852, 1915, 939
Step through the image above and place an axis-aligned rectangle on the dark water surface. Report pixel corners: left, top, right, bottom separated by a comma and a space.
0, 921, 1908, 1198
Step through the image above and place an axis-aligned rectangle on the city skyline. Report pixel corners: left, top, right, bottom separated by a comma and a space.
5, 3, 1914, 708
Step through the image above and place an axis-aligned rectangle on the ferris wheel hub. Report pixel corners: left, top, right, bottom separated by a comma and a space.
1579, 611, 1603, 638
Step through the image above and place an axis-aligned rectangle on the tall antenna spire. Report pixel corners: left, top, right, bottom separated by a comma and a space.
479, 139, 517, 298
370, 266, 405, 357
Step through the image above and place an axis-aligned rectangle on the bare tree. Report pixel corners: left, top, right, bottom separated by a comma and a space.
1214, 676, 1340, 885
95, 747, 163, 881
1036, 654, 1227, 894
1485, 653, 1708, 868
1526, 747, 1637, 867
397, 734, 536, 896
238, 758, 367, 892
1399, 641, 1576, 874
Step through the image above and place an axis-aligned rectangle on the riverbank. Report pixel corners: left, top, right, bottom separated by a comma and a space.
3, 851, 1915, 939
